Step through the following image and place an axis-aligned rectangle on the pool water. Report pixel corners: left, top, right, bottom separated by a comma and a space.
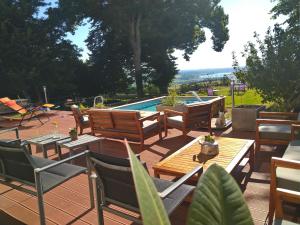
115, 97, 211, 112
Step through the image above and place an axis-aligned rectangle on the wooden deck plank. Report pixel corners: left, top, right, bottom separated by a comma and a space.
0, 110, 285, 224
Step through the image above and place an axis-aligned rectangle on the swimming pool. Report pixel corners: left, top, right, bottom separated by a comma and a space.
114, 96, 225, 113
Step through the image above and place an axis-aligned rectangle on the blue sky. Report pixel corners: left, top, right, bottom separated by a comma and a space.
65, 0, 279, 70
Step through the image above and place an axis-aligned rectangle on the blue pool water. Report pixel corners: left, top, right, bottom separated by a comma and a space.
115, 97, 213, 112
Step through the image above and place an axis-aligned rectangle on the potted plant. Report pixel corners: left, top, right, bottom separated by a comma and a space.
156, 87, 184, 112
199, 135, 219, 155
69, 128, 78, 141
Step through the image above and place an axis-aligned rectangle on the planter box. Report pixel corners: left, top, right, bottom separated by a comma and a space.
232, 105, 266, 131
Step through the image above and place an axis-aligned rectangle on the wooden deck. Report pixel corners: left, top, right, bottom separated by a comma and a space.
0, 110, 287, 225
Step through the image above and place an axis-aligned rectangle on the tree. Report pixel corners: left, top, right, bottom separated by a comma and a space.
233, 0, 300, 111
0, 0, 85, 101
57, 0, 229, 97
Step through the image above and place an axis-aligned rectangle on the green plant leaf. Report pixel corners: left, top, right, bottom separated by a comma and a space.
187, 164, 254, 225
125, 140, 171, 225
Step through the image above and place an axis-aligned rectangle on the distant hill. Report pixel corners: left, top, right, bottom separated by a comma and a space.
174, 67, 235, 84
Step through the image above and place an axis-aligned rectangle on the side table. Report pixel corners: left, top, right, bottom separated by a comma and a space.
57, 134, 103, 163
26, 134, 68, 159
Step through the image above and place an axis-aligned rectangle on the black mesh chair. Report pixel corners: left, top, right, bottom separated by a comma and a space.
88, 152, 202, 225
0, 140, 94, 225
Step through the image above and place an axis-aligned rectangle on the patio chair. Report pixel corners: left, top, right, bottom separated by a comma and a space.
88, 151, 201, 225
255, 112, 300, 152
71, 105, 90, 134
0, 141, 94, 225
268, 156, 300, 225
88, 109, 162, 150
164, 102, 213, 137
0, 97, 54, 126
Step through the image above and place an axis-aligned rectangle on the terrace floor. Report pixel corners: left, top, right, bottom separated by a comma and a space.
0, 110, 287, 225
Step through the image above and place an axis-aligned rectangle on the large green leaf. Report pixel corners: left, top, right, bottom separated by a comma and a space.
187, 164, 254, 225
125, 140, 171, 225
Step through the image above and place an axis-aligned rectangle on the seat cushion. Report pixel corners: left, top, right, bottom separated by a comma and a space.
167, 115, 183, 128
143, 120, 159, 134
276, 141, 300, 192
31, 156, 86, 192
259, 124, 291, 140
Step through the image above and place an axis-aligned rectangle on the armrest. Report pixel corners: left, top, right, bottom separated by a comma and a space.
34, 150, 89, 173
159, 166, 202, 199
164, 109, 184, 116
259, 111, 297, 119
291, 124, 300, 140
139, 112, 160, 122
256, 119, 300, 126
271, 157, 300, 171
0, 127, 19, 139
276, 188, 300, 204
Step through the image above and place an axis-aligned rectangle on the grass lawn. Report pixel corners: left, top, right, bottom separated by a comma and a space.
198, 86, 271, 108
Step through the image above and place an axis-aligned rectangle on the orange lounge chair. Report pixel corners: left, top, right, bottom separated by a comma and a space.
0, 97, 54, 126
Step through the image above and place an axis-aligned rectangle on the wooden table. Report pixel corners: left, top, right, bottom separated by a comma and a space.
26, 134, 68, 158
57, 134, 103, 163
153, 136, 255, 182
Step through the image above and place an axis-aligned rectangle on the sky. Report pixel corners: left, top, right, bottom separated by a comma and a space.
66, 0, 279, 70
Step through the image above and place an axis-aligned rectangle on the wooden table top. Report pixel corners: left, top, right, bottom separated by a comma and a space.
153, 136, 254, 179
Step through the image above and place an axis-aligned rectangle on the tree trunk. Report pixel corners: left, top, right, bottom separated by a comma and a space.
129, 14, 143, 97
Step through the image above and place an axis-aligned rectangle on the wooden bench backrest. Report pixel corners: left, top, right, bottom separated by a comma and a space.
88, 109, 114, 130
111, 111, 141, 133
88, 109, 141, 134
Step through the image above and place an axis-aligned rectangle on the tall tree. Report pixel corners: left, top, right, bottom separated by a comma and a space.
0, 0, 84, 100
233, 0, 300, 111
57, 0, 229, 97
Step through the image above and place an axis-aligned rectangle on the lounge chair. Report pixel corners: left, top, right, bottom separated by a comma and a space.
88, 151, 201, 225
88, 109, 162, 150
0, 97, 54, 126
164, 102, 213, 137
255, 112, 300, 152
0, 141, 94, 225
71, 105, 90, 134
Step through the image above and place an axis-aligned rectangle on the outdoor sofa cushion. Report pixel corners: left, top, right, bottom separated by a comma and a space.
167, 115, 183, 127
276, 140, 300, 192
259, 124, 291, 140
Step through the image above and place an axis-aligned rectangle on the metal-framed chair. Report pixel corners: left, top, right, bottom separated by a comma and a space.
0, 141, 94, 225
88, 151, 201, 225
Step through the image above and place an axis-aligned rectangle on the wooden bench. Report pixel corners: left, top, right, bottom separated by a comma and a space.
87, 109, 162, 150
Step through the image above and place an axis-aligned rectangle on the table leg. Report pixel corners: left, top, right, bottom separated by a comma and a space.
56, 144, 62, 160
153, 170, 160, 178
28, 144, 32, 155
41, 145, 47, 158
69, 147, 74, 164
249, 143, 255, 173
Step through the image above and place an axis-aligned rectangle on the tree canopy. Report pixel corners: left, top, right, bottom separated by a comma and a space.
233, 0, 300, 111
57, 0, 229, 96
0, 0, 229, 101
0, 0, 84, 101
